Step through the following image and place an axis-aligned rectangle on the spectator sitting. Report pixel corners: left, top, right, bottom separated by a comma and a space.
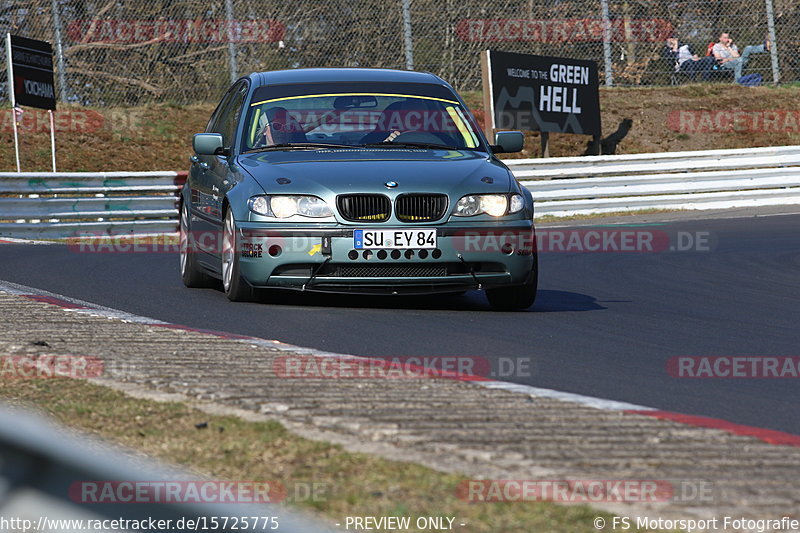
663, 37, 717, 81
712, 31, 770, 82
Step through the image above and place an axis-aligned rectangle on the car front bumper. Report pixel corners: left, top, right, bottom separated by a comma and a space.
236, 221, 536, 294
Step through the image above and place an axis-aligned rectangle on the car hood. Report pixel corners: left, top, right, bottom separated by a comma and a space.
237, 149, 514, 196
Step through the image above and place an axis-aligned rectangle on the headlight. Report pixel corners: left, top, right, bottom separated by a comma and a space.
453, 194, 525, 217
453, 195, 481, 216
296, 196, 333, 217
480, 195, 508, 217
248, 195, 333, 218
270, 196, 298, 218
509, 194, 525, 214
248, 196, 271, 216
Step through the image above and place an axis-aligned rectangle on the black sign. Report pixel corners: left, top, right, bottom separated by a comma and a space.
8, 34, 57, 110
487, 50, 599, 136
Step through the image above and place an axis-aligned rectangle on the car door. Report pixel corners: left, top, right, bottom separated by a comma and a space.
190, 81, 247, 255
209, 81, 248, 221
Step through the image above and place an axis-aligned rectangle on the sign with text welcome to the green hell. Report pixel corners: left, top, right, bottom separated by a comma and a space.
8, 34, 57, 110
486, 50, 600, 136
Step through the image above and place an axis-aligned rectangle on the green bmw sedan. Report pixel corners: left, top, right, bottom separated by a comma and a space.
181, 68, 537, 310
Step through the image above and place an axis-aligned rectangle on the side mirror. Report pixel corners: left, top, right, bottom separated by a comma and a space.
491, 131, 524, 154
193, 133, 226, 156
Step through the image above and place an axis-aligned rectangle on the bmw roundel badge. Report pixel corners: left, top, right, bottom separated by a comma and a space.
384, 181, 399, 188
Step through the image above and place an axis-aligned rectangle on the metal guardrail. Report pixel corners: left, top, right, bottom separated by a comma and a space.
508, 145, 800, 217
0, 171, 186, 238
2, 145, 800, 238
0, 406, 333, 532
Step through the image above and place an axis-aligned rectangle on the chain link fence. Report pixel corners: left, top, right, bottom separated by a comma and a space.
1, 0, 797, 106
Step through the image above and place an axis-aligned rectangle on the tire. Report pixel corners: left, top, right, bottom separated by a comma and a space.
486, 252, 538, 311
221, 208, 253, 302
180, 201, 211, 288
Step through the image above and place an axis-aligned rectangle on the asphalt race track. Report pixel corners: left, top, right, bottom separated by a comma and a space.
1, 213, 798, 434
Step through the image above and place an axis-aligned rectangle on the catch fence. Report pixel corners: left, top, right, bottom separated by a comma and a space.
0, 0, 796, 106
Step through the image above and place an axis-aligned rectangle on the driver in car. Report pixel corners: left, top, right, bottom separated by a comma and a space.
360, 100, 454, 145
257, 107, 307, 146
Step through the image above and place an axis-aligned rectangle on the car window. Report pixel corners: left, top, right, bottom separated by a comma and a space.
205, 86, 237, 134
208, 82, 248, 148
241, 85, 483, 152
221, 83, 248, 149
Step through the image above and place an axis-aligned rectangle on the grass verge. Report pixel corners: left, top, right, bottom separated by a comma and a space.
0, 378, 671, 533
3, 84, 800, 172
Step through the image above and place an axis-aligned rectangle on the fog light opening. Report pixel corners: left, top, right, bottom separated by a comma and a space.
268, 245, 282, 257
501, 243, 514, 255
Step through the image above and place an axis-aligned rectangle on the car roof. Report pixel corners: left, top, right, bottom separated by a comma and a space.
250, 68, 448, 88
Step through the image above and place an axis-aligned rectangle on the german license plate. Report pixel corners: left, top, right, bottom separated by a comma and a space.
354, 229, 437, 249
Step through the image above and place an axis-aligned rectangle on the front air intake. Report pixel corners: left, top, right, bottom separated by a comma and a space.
336, 194, 391, 222
395, 194, 449, 222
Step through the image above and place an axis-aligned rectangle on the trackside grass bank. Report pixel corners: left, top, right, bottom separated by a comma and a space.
0, 379, 672, 533
2, 84, 799, 172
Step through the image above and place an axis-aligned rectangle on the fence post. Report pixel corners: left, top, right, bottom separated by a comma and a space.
225, 0, 238, 83
765, 0, 780, 84
402, 0, 414, 70
600, 0, 613, 86
51, 0, 68, 102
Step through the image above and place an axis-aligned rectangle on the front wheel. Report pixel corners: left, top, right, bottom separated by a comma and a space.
222, 208, 253, 302
486, 253, 538, 311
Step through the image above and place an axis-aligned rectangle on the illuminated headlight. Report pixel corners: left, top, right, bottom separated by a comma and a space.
480, 195, 508, 217
270, 196, 298, 218
453, 194, 522, 217
248, 195, 333, 218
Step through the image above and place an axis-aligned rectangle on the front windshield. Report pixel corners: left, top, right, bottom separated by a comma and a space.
241, 85, 483, 152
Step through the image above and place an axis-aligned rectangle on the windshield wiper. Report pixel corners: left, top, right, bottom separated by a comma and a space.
243, 142, 356, 153
362, 141, 459, 150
